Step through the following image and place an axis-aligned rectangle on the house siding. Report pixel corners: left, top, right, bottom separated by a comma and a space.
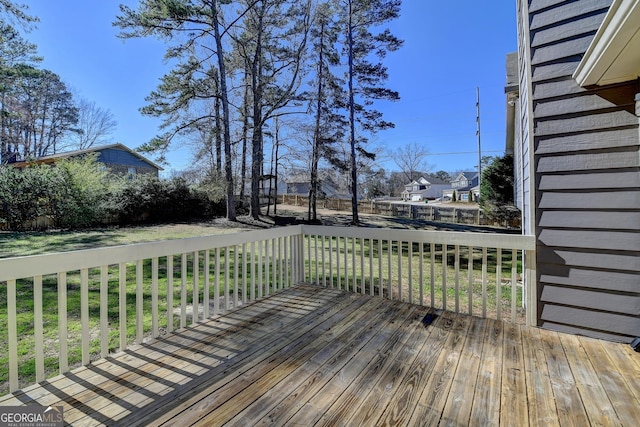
98, 147, 158, 175
516, 0, 532, 235
518, 0, 640, 342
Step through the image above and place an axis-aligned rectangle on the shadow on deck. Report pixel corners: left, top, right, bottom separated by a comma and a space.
1, 284, 639, 426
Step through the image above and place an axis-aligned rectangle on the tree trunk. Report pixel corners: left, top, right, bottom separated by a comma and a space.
239, 69, 250, 202
266, 116, 280, 216
347, 1, 359, 225
274, 118, 279, 216
214, 72, 222, 172
250, 5, 265, 220
212, 0, 236, 221
310, 20, 326, 223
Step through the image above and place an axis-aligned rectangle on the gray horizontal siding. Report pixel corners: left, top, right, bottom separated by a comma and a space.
531, 34, 594, 66
532, 79, 586, 100
537, 149, 640, 172
538, 229, 640, 251
521, 0, 640, 341
534, 93, 635, 118
531, 59, 581, 82
541, 285, 639, 315
531, 10, 607, 47
540, 305, 639, 337
539, 191, 640, 209
538, 170, 640, 189
539, 211, 640, 230
537, 249, 640, 272
528, 0, 570, 14
540, 321, 638, 343
535, 110, 638, 136
529, 0, 609, 30
539, 264, 638, 293
536, 128, 639, 154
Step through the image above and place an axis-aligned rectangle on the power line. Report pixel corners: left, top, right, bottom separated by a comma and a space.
426, 150, 502, 156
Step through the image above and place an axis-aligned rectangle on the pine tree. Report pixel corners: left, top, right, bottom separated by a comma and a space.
341, 0, 402, 225
114, 0, 238, 220
234, 0, 312, 219
307, 1, 347, 222
0, 21, 41, 162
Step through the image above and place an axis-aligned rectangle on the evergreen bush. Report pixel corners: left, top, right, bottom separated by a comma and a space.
479, 154, 521, 226
0, 159, 226, 230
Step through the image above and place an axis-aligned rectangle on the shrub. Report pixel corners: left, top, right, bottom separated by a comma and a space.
0, 164, 61, 229
51, 155, 111, 228
1, 160, 228, 230
107, 175, 217, 224
480, 154, 520, 225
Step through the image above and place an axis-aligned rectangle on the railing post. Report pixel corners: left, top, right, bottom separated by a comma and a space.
300, 232, 305, 283
8, 279, 18, 393
525, 248, 537, 326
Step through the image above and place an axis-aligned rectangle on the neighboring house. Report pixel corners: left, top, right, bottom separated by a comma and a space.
285, 173, 338, 198
401, 177, 430, 201
9, 143, 162, 176
401, 176, 449, 201
515, 0, 640, 342
442, 172, 479, 201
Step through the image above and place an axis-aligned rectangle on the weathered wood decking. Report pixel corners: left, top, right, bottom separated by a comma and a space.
1, 284, 639, 426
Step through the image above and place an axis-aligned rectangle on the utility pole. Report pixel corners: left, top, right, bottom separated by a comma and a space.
476, 87, 482, 195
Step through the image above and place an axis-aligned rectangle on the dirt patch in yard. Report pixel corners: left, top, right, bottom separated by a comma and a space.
273, 204, 518, 234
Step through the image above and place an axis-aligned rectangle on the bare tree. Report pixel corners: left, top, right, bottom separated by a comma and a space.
390, 142, 432, 183
72, 98, 117, 149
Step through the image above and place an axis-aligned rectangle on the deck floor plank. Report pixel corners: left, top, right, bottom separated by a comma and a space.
373, 310, 454, 427
407, 311, 472, 427
1, 284, 639, 427
221, 297, 390, 427
559, 333, 622, 426
439, 316, 488, 426
128, 287, 363, 427
166, 296, 388, 426
500, 323, 529, 426
469, 318, 504, 426
601, 339, 640, 404
258, 302, 414, 425
521, 326, 560, 426
331, 308, 439, 427
314, 305, 433, 426
539, 328, 590, 426
585, 338, 640, 426
73, 286, 349, 425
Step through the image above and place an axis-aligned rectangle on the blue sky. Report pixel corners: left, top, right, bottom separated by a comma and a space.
23, 1, 517, 175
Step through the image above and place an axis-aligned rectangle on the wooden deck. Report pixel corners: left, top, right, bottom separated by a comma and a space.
2, 284, 639, 426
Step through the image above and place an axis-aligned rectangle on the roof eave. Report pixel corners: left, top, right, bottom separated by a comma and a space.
573, 0, 640, 87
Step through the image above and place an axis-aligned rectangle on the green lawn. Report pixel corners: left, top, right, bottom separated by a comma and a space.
0, 222, 258, 258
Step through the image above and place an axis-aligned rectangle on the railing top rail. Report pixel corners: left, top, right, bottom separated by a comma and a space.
1, 224, 535, 282
0, 225, 303, 282
300, 225, 536, 251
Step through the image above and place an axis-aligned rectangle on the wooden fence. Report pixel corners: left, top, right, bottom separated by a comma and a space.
279, 194, 520, 228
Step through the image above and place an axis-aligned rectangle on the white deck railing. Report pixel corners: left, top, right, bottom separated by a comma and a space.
0, 225, 535, 394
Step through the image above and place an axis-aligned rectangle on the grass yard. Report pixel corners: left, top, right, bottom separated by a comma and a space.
0, 221, 262, 259
305, 236, 524, 321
